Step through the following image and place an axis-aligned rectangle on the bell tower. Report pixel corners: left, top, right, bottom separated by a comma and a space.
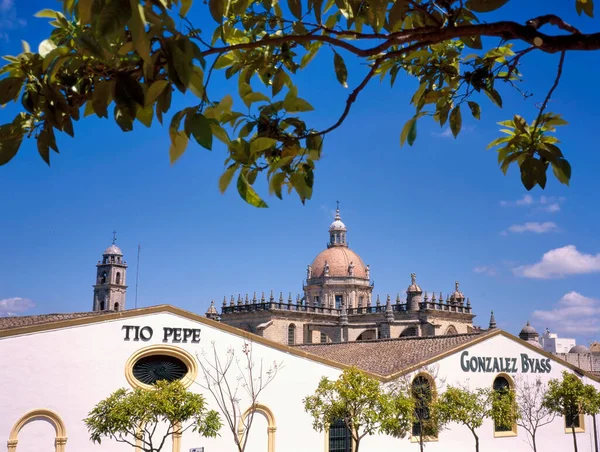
93, 232, 128, 312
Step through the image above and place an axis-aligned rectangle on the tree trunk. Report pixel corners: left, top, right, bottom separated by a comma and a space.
470, 429, 479, 452
571, 424, 578, 452
419, 434, 425, 452
594, 415, 599, 452
532, 434, 537, 452
353, 438, 360, 452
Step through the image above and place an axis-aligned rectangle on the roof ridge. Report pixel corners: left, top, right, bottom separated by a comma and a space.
293, 332, 484, 347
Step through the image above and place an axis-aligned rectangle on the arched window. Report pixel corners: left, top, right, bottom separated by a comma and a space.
100, 271, 107, 284
116, 272, 121, 284
400, 326, 418, 337
328, 419, 352, 452
356, 330, 377, 341
99, 301, 105, 311
493, 375, 517, 436
8, 409, 68, 452
288, 324, 296, 345
114, 303, 119, 311
411, 374, 437, 440
445, 325, 458, 335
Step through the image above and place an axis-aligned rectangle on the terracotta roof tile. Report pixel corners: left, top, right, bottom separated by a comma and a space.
295, 333, 487, 376
0, 311, 107, 331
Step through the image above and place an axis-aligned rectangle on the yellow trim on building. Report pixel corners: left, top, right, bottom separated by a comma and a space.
7, 408, 67, 452
124, 344, 198, 390
564, 414, 585, 434
237, 403, 277, 452
492, 373, 518, 438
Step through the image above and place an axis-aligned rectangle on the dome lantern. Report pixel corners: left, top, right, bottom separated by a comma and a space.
328, 201, 347, 248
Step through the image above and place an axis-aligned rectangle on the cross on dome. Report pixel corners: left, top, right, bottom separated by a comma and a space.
112, 230, 117, 245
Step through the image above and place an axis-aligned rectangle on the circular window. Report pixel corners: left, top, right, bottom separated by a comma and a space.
125, 345, 198, 389
132, 355, 188, 385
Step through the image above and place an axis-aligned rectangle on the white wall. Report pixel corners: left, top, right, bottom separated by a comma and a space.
1, 312, 598, 452
0, 312, 342, 452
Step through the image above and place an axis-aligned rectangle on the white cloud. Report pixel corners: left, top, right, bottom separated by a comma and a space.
533, 292, 600, 335
473, 265, 497, 276
0, 297, 35, 316
0, 0, 25, 41
513, 245, 600, 279
499, 195, 564, 213
504, 221, 558, 234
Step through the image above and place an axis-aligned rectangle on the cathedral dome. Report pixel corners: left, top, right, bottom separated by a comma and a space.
103, 244, 123, 255
569, 345, 590, 354
311, 247, 368, 278
520, 321, 537, 335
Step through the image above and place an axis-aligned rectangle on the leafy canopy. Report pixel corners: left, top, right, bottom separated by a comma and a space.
542, 371, 599, 424
84, 380, 222, 452
1, 0, 598, 206
303, 367, 413, 450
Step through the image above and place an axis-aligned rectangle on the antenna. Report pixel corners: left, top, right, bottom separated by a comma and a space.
135, 243, 141, 309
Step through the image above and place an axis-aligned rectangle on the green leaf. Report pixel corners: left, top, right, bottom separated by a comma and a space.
462, 36, 483, 50
237, 172, 268, 207
388, 0, 408, 29
219, 164, 237, 193
333, 50, 348, 88
77, 0, 93, 24
136, 104, 154, 127
283, 88, 314, 113
209, 0, 227, 23
291, 171, 313, 203
37, 135, 51, 166
145, 80, 170, 107
187, 113, 213, 150
288, 0, 302, 19
465, 0, 510, 13
181, 0, 193, 16
269, 172, 286, 199
42, 46, 69, 72
170, 131, 189, 165
114, 73, 144, 119
92, 80, 114, 118
251, 137, 277, 154
552, 158, 571, 185
306, 133, 323, 152
129, 0, 151, 64
484, 88, 503, 108
97, 0, 132, 38
449, 106, 462, 138
0, 77, 24, 106
272, 68, 290, 97
34, 9, 60, 19
243, 92, 270, 108
0, 134, 23, 165
400, 118, 417, 146
467, 101, 481, 120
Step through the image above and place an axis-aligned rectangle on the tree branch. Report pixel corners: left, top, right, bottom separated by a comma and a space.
534, 50, 566, 129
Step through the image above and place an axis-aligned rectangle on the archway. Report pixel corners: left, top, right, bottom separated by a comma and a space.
237, 404, 277, 452
400, 326, 418, 337
444, 325, 458, 335
7, 409, 68, 452
356, 330, 377, 341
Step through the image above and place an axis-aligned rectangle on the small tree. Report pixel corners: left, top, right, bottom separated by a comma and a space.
304, 367, 412, 452
543, 371, 598, 452
437, 385, 515, 452
196, 341, 282, 452
388, 366, 445, 452
514, 376, 556, 452
84, 380, 221, 452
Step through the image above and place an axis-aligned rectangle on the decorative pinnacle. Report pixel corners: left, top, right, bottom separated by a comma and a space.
334, 200, 341, 220
455, 281, 460, 292
245, 293, 249, 304
279, 291, 284, 302
489, 310, 497, 329
288, 292, 292, 302
112, 230, 117, 245
222, 296, 227, 307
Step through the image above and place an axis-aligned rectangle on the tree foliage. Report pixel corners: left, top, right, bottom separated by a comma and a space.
303, 367, 413, 452
542, 371, 599, 452
83, 380, 222, 452
1, 0, 598, 205
436, 385, 515, 452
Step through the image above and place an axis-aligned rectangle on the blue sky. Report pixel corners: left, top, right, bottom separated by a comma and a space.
0, 0, 599, 345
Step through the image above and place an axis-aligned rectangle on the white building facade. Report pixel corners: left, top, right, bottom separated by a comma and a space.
1, 305, 599, 452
